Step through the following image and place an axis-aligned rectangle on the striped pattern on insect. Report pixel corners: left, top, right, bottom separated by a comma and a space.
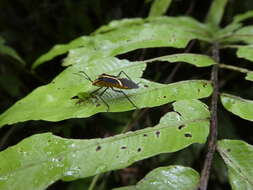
76, 71, 139, 111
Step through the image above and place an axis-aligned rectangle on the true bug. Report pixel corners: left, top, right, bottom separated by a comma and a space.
77, 71, 139, 111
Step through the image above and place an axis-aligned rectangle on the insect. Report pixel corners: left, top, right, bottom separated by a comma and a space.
77, 71, 139, 111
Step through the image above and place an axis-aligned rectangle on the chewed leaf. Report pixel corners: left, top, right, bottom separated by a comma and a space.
0, 56, 213, 127
0, 99, 209, 190
32, 16, 211, 69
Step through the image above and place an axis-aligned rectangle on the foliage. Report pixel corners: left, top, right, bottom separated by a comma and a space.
0, 36, 25, 65
0, 100, 209, 190
113, 166, 200, 190
0, 0, 253, 190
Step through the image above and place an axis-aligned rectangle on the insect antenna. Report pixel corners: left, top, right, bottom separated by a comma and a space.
74, 71, 93, 83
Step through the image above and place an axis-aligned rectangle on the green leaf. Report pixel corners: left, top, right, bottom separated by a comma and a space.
205, 0, 228, 27
216, 23, 242, 41
0, 99, 210, 190
148, 0, 172, 17
236, 45, 253, 62
146, 53, 217, 67
229, 26, 253, 44
113, 166, 199, 190
221, 93, 253, 121
62, 17, 211, 68
0, 56, 213, 127
32, 36, 90, 69
218, 140, 253, 189
0, 36, 25, 65
246, 72, 253, 82
93, 18, 144, 34
32, 16, 211, 69
232, 10, 253, 24
218, 63, 253, 82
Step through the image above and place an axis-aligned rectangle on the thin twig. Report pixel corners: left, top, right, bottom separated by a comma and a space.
198, 42, 219, 190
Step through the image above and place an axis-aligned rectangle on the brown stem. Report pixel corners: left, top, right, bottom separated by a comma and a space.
198, 42, 219, 190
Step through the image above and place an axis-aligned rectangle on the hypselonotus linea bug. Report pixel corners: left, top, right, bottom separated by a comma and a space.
76, 71, 139, 111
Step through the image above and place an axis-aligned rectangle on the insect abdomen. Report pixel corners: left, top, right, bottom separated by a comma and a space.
92, 77, 138, 89
120, 78, 139, 89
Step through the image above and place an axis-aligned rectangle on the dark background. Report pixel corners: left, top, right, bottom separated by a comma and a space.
0, 0, 253, 189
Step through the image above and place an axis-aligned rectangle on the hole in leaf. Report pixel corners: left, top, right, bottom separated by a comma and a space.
203, 82, 208, 87
137, 148, 142, 152
144, 84, 149, 88
178, 125, 185, 130
96, 146, 101, 151
184, 133, 192, 138
155, 131, 160, 137
71, 96, 79, 99
121, 146, 127, 149
163, 96, 166, 98
143, 134, 148, 137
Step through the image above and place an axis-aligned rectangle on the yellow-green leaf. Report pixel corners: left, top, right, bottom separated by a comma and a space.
218, 140, 253, 189
113, 166, 199, 190
148, 0, 172, 17
0, 56, 213, 127
0, 99, 210, 190
221, 93, 253, 121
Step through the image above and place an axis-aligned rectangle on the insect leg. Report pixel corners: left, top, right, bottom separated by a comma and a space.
111, 88, 138, 109
90, 87, 103, 97
96, 95, 110, 112
117, 71, 140, 88
96, 87, 110, 112
116, 71, 132, 81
